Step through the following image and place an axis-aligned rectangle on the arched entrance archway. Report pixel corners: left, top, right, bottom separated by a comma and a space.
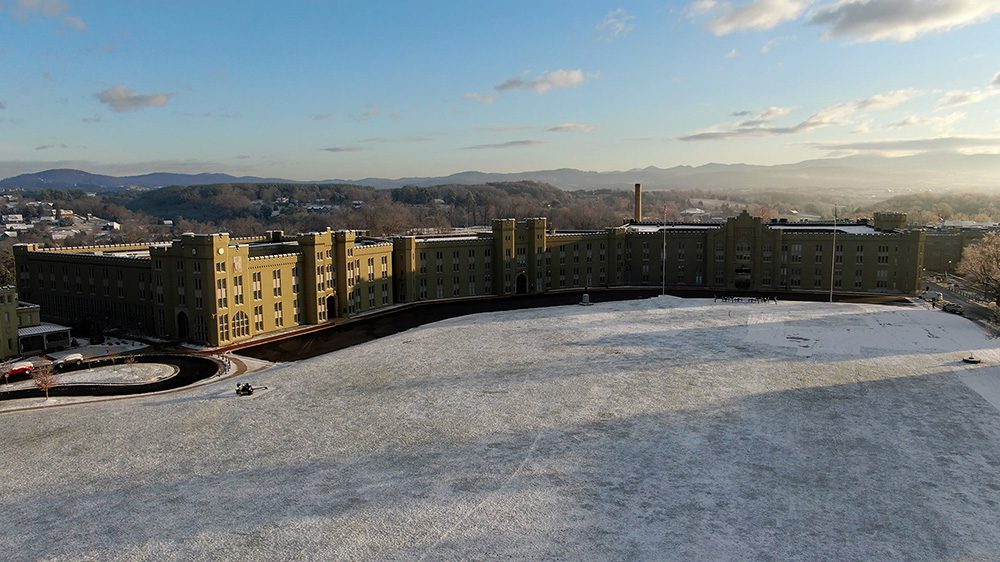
326, 294, 338, 321
176, 311, 190, 341
515, 273, 528, 294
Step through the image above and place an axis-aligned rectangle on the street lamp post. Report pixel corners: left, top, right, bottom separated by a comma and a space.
661, 206, 667, 296
829, 206, 837, 303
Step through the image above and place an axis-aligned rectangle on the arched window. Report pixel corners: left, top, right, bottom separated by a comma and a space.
232, 311, 250, 338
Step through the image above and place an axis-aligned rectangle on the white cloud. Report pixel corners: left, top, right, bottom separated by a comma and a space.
547, 122, 595, 133
937, 87, 1000, 108
994, 72, 1000, 86
688, 0, 719, 16
887, 112, 966, 133
358, 105, 379, 120
726, 48, 739, 58
850, 120, 872, 134
6, 0, 86, 30
706, 0, 810, 35
61, 14, 84, 30
810, 0, 1000, 42
681, 89, 914, 141
96, 86, 172, 112
463, 92, 496, 105
596, 8, 635, 41
321, 146, 364, 153
495, 69, 586, 95
463, 140, 543, 150
855, 89, 916, 110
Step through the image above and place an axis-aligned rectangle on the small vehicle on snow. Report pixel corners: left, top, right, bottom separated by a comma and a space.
6, 361, 35, 376
943, 303, 964, 315
920, 290, 943, 302
53, 353, 84, 368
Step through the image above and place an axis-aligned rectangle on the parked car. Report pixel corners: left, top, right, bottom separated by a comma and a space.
5, 361, 35, 376
920, 290, 943, 301
943, 303, 965, 315
53, 353, 84, 368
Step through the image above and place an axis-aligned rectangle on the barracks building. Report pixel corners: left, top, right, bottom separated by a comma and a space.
14, 204, 924, 347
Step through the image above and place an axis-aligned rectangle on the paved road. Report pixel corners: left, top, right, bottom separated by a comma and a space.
927, 280, 995, 326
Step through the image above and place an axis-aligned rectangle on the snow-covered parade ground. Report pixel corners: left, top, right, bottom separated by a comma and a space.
4, 297, 1000, 560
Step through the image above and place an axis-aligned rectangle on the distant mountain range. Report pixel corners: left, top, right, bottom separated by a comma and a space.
3, 153, 999, 192
0, 169, 292, 191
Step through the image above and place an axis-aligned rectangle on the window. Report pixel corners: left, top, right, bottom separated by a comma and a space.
253, 305, 264, 331
272, 270, 282, 297
762, 242, 773, 263
233, 276, 244, 305
252, 272, 262, 300
232, 311, 249, 338
273, 302, 284, 327
216, 278, 228, 308
218, 314, 230, 342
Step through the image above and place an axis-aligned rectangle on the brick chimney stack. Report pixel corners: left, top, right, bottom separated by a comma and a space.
633, 183, 642, 222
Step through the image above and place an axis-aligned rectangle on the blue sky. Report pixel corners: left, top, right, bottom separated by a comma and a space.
1, 0, 999, 180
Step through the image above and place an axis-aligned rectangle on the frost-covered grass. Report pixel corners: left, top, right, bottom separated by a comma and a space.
3, 297, 1000, 561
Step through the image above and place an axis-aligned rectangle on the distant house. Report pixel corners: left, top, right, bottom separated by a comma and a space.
101, 221, 121, 231
160, 219, 173, 226
351, 200, 364, 209
680, 208, 711, 222
2, 214, 24, 223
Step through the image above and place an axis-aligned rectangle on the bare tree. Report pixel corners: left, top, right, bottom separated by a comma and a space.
1, 359, 15, 386
958, 232, 1000, 306
32, 364, 56, 400
123, 353, 137, 377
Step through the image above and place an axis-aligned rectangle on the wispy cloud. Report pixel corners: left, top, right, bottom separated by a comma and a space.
6, 0, 86, 31
313, 113, 334, 121
466, 69, 589, 106
938, 88, 1000, 108
810, 0, 1000, 42
463, 140, 543, 150
35, 143, 68, 151
81, 114, 101, 123
936, 71, 1000, 108
887, 112, 966, 134
495, 69, 586, 94
96, 85, 172, 112
547, 122, 595, 133
321, 146, 364, 153
681, 90, 915, 141
725, 48, 739, 58
356, 105, 380, 121
596, 8, 635, 41
688, 0, 718, 17
810, 136, 1000, 155
697, 0, 810, 35
360, 135, 434, 143
474, 125, 532, 133
463, 92, 496, 105
0, 101, 6, 110
62, 14, 84, 30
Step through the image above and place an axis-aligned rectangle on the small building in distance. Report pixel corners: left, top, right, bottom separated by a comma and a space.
0, 285, 71, 359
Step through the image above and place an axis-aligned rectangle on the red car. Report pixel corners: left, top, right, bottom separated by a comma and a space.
6, 361, 35, 376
